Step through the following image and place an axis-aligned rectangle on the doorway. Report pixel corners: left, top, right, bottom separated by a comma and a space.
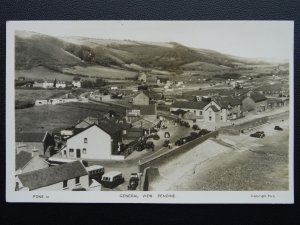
76, 149, 81, 158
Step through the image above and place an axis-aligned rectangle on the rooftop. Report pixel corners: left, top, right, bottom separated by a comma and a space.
17, 161, 88, 190
130, 104, 156, 115
16, 151, 32, 171
213, 96, 242, 109
171, 101, 208, 110
247, 92, 267, 102
102, 171, 122, 178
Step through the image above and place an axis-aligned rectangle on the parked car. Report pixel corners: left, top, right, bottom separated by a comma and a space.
163, 140, 170, 147
274, 126, 283, 131
192, 125, 200, 130
179, 120, 190, 127
161, 125, 168, 130
135, 141, 146, 151
175, 139, 184, 146
190, 132, 199, 139
164, 131, 170, 138
153, 134, 160, 140
198, 129, 210, 136
250, 131, 265, 138
145, 141, 154, 149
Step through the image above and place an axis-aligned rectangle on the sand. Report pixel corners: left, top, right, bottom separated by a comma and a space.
151, 116, 290, 191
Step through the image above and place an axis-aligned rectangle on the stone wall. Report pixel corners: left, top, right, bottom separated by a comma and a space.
138, 131, 219, 172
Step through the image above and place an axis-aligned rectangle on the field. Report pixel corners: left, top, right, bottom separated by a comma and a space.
62, 65, 138, 79
15, 66, 76, 81
15, 102, 127, 133
15, 89, 70, 103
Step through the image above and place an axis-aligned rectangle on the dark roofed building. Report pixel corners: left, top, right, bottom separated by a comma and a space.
170, 101, 208, 119
16, 161, 89, 191
16, 132, 55, 157
242, 91, 268, 113
171, 101, 208, 110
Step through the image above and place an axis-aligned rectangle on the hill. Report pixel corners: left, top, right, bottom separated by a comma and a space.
15, 30, 276, 79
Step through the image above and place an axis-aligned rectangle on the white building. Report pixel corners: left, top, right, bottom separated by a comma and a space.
63, 124, 122, 160
43, 80, 53, 88
72, 78, 81, 88
55, 80, 66, 88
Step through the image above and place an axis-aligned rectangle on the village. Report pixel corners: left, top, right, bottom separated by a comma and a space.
14, 63, 290, 192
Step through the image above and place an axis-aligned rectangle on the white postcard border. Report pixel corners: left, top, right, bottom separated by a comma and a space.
6, 20, 294, 204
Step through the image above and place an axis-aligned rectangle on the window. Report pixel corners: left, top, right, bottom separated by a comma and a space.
200, 111, 203, 115
63, 180, 68, 189
75, 177, 80, 185
64, 150, 66, 156
84, 138, 88, 143
83, 148, 86, 154
69, 149, 74, 157
209, 116, 212, 121
209, 111, 212, 116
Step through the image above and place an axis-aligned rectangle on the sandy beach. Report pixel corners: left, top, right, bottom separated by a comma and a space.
151, 117, 289, 191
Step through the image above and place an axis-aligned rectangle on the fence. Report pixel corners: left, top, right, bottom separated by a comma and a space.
138, 131, 219, 172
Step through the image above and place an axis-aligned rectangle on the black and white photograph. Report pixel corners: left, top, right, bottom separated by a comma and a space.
6, 21, 294, 203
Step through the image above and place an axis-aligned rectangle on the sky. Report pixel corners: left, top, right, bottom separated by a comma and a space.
8, 21, 293, 61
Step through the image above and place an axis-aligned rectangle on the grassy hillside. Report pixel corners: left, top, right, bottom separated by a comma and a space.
15, 30, 276, 79
15, 33, 82, 70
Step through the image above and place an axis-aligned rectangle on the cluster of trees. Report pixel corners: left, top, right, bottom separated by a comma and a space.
15, 100, 35, 109
81, 78, 106, 88
214, 73, 241, 79
65, 44, 95, 63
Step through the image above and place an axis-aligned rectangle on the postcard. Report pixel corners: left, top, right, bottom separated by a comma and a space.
6, 20, 294, 203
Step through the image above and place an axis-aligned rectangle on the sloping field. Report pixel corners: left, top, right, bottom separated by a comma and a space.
181, 61, 231, 71
62, 65, 138, 79
15, 66, 75, 81
15, 89, 69, 103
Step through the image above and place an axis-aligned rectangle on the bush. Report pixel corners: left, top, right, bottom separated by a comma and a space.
15, 100, 35, 109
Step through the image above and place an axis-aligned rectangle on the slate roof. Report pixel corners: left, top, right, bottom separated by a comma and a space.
207, 105, 220, 112
213, 96, 242, 109
16, 151, 32, 171
171, 101, 208, 110
17, 161, 88, 190
133, 90, 151, 99
130, 104, 156, 115
249, 92, 267, 102
15, 132, 46, 143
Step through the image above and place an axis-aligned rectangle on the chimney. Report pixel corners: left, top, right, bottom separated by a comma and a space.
31, 147, 39, 157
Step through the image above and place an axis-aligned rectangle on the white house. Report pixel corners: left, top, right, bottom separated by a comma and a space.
55, 80, 66, 88
72, 78, 81, 88
15, 161, 89, 191
203, 97, 242, 123
64, 124, 122, 160
43, 80, 53, 88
